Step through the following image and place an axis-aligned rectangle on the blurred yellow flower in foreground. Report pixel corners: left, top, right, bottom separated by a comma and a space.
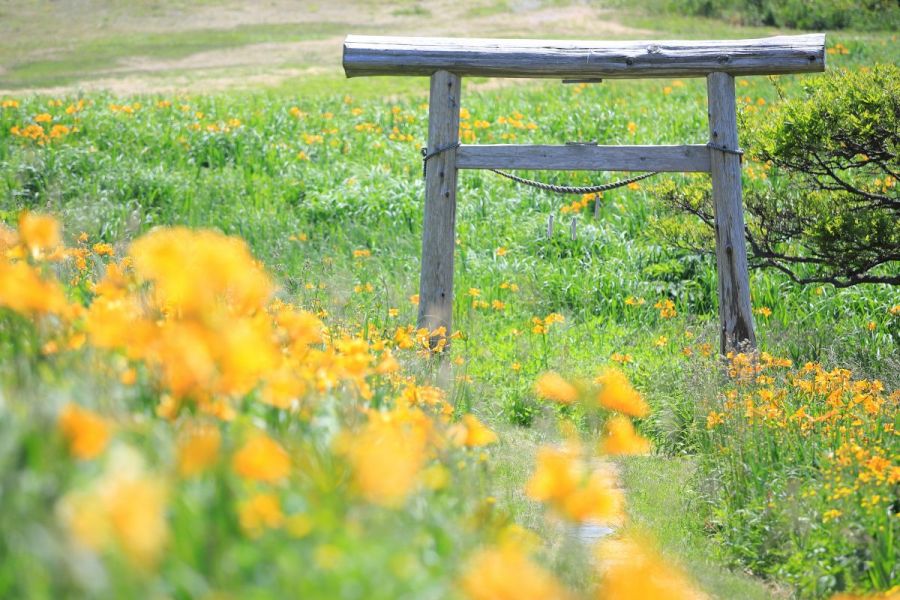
595, 534, 705, 599
595, 367, 648, 418
177, 424, 221, 477
130, 227, 272, 316
57, 447, 168, 570
461, 414, 498, 447
526, 446, 623, 523
238, 493, 285, 537
18, 212, 60, 254
534, 371, 578, 404
459, 542, 573, 600
232, 434, 290, 483
58, 403, 111, 460
601, 415, 651, 455
339, 410, 429, 507
0, 260, 71, 317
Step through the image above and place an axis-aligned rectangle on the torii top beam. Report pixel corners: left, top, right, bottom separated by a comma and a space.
343, 34, 826, 79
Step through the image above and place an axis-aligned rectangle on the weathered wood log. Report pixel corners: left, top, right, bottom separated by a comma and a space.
707, 72, 756, 353
457, 144, 710, 172
343, 34, 825, 79
417, 71, 461, 337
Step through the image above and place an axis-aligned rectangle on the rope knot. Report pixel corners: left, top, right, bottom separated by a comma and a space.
422, 141, 461, 178
707, 142, 744, 163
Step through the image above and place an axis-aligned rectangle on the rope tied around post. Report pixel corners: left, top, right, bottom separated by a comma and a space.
706, 141, 744, 162
422, 141, 461, 177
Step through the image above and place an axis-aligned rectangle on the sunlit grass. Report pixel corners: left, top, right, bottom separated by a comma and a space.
0, 14, 896, 599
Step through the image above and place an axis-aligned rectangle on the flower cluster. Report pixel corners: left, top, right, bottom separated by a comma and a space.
702, 351, 898, 592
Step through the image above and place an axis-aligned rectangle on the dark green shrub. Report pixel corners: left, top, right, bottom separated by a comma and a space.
657, 64, 899, 288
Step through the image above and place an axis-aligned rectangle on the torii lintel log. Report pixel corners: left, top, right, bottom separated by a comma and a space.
343, 34, 826, 79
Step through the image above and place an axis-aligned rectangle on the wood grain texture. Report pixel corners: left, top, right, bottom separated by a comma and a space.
457, 144, 711, 172
707, 72, 756, 353
417, 71, 461, 335
343, 34, 825, 79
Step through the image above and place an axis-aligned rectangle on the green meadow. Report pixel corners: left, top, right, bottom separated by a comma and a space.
0, 1, 897, 598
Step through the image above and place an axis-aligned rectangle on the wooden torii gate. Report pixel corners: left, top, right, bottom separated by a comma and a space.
342, 34, 826, 353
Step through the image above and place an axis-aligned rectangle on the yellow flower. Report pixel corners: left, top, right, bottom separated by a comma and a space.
56, 446, 168, 570
595, 534, 704, 600
754, 306, 772, 318
119, 367, 137, 385
0, 260, 71, 316
654, 298, 677, 318
232, 434, 290, 483
526, 446, 623, 523
595, 367, 648, 417
822, 509, 842, 522
130, 227, 272, 316
561, 469, 625, 522
18, 212, 60, 254
495, 246, 507, 256
338, 410, 429, 506
534, 371, 578, 404
58, 403, 111, 460
601, 416, 651, 455
459, 542, 574, 600
706, 411, 725, 429
49, 124, 70, 139
238, 493, 285, 537
460, 414, 498, 447
176, 424, 221, 477
544, 312, 565, 325
409, 294, 420, 305
92, 242, 114, 256
610, 351, 633, 364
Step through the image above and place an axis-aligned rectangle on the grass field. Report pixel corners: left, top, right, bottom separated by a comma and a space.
1, 1, 898, 598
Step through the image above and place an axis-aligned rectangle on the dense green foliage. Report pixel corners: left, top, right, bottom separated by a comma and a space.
658, 64, 900, 287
